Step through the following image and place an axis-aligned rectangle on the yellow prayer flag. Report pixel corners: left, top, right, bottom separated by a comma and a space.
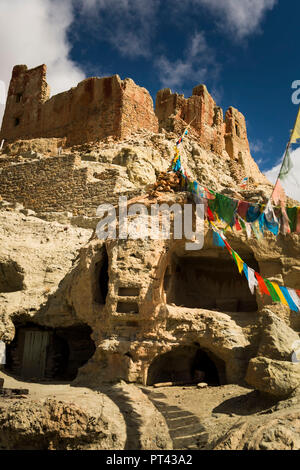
290, 106, 300, 144
234, 251, 244, 274
271, 282, 289, 306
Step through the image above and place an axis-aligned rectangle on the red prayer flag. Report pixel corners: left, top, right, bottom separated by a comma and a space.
223, 238, 232, 254
281, 203, 291, 234
235, 219, 242, 231
272, 179, 286, 205
207, 206, 215, 221
255, 272, 270, 296
204, 188, 215, 200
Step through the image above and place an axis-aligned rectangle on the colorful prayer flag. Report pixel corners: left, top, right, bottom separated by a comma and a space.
290, 106, 300, 144
280, 287, 299, 312
272, 179, 286, 206
232, 251, 244, 274
255, 272, 270, 296
279, 149, 293, 180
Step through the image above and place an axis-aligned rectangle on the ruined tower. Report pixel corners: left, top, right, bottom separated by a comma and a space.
0, 64, 158, 146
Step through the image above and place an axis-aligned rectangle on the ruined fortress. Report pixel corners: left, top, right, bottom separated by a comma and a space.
2, 63, 248, 155
1, 64, 300, 450
0, 64, 264, 217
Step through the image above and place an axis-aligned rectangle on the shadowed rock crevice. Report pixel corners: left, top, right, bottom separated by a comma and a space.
5, 322, 95, 381
0, 260, 25, 293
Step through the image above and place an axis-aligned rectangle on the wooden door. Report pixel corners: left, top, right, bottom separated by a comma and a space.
22, 330, 49, 378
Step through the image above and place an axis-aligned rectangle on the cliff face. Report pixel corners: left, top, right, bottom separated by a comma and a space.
1, 64, 300, 451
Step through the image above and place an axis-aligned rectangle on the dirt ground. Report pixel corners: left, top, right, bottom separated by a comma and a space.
0, 369, 282, 450
138, 383, 278, 449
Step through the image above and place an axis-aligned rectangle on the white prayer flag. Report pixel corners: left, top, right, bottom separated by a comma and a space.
0, 341, 6, 364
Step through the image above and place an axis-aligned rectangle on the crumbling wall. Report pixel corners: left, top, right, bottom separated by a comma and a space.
225, 106, 250, 160
0, 65, 50, 141
155, 86, 268, 184
224, 106, 267, 182
0, 155, 135, 215
0, 65, 158, 146
155, 85, 225, 155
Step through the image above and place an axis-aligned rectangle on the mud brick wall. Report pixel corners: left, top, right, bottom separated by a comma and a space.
225, 106, 250, 161
0, 155, 120, 215
155, 84, 226, 156
0, 65, 158, 146
0, 64, 50, 141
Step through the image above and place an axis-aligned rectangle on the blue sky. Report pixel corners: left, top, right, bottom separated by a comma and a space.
1, 0, 300, 189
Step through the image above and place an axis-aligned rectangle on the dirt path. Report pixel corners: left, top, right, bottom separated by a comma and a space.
139, 384, 278, 449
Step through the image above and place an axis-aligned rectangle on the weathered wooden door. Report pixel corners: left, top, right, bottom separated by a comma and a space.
22, 330, 49, 378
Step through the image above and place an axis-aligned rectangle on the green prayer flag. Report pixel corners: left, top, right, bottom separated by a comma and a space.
208, 198, 218, 214
211, 193, 238, 226
286, 207, 298, 232
265, 279, 281, 302
239, 218, 246, 230
279, 149, 293, 180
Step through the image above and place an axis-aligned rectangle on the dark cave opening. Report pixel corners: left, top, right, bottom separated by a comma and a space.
94, 247, 109, 304
147, 345, 225, 386
164, 254, 258, 312
0, 260, 25, 293
6, 323, 95, 381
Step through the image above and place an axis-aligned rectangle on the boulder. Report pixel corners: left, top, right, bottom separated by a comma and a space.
246, 356, 300, 398
257, 309, 300, 361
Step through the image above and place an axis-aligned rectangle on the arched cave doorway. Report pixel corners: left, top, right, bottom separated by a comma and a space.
93, 247, 109, 304
147, 345, 225, 386
164, 252, 258, 312
6, 323, 95, 381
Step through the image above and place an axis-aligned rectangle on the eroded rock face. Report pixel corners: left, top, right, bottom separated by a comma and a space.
212, 398, 300, 450
246, 357, 300, 398
257, 308, 299, 361
0, 397, 126, 450
1, 69, 300, 448
0, 206, 92, 343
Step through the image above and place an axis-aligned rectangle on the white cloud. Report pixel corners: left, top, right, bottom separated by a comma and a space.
0, 0, 85, 126
190, 0, 277, 38
264, 147, 300, 202
0, 0, 278, 128
75, 0, 159, 59
156, 31, 219, 89
249, 139, 265, 154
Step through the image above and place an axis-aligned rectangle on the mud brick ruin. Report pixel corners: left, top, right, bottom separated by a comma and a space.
0, 64, 264, 216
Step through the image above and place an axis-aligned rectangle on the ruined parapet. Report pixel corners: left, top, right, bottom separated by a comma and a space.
224, 106, 250, 161
155, 85, 267, 184
225, 107, 268, 183
120, 78, 158, 139
0, 65, 158, 146
155, 85, 225, 155
0, 64, 50, 141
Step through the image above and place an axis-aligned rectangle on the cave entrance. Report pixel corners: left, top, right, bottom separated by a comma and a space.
6, 323, 95, 381
147, 345, 224, 386
93, 247, 109, 304
0, 260, 24, 293
164, 253, 258, 312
